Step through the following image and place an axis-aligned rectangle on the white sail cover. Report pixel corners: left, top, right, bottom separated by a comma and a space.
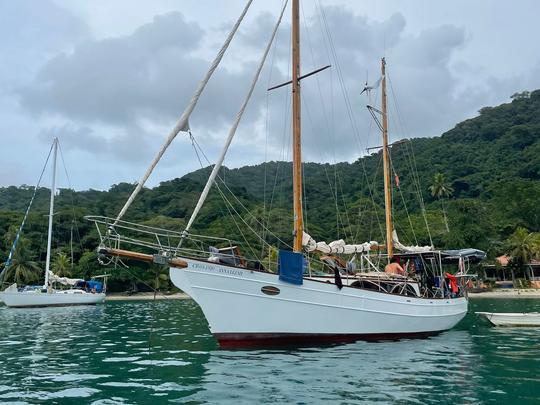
303, 232, 377, 254
47, 271, 83, 286
392, 230, 433, 253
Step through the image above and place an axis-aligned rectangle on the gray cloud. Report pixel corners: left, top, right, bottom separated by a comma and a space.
0, 0, 89, 85
8, 2, 540, 190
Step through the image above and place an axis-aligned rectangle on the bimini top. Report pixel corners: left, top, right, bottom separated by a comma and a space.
396, 248, 487, 264
440, 249, 487, 264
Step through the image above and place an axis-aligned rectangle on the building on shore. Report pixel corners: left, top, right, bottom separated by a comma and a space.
483, 255, 540, 288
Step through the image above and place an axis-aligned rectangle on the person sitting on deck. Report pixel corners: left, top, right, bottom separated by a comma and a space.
385, 256, 406, 276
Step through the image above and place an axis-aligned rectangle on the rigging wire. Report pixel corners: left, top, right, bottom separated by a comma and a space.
387, 74, 433, 246
300, 91, 351, 241
57, 142, 98, 276
115, 0, 255, 224
1, 142, 54, 283
189, 132, 290, 255
315, 0, 385, 244
389, 150, 419, 245
188, 133, 260, 260
262, 1, 288, 248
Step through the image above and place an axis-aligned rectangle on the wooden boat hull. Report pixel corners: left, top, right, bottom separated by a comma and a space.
1, 290, 105, 308
476, 312, 540, 327
170, 258, 468, 347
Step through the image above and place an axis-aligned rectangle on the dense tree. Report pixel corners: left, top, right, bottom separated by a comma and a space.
0, 89, 540, 290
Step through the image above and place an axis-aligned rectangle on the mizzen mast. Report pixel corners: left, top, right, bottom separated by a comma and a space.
381, 57, 393, 258
292, 0, 303, 252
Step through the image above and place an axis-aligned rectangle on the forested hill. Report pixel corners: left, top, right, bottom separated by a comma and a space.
1, 90, 539, 290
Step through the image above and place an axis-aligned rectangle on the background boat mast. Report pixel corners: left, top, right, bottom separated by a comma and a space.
44, 138, 58, 289
292, 0, 303, 252
381, 58, 393, 259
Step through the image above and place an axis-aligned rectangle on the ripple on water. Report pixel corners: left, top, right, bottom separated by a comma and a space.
133, 359, 190, 367
102, 356, 141, 363
0, 298, 539, 403
48, 373, 111, 382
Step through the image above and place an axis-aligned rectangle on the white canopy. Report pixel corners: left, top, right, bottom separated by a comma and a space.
303, 232, 378, 254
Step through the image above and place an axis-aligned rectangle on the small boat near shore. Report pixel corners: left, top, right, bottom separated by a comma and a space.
1, 138, 106, 308
476, 312, 540, 327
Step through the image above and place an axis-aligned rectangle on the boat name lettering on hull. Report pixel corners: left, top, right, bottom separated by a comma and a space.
189, 262, 243, 277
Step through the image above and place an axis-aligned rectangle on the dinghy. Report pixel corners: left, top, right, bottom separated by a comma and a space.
476, 312, 540, 327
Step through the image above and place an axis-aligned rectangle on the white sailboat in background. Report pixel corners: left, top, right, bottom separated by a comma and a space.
88, 0, 484, 347
1, 138, 106, 308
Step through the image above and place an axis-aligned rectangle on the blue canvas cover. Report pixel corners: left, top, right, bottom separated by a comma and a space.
278, 250, 304, 285
87, 280, 103, 293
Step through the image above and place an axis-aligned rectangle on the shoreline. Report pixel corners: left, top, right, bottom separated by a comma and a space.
468, 289, 540, 298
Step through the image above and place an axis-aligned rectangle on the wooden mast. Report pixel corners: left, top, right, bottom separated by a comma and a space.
381, 57, 393, 259
292, 0, 303, 252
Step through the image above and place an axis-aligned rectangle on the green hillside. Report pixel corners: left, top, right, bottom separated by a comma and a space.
1, 89, 540, 290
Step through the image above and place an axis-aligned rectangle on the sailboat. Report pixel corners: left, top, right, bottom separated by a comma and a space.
1, 138, 106, 308
88, 0, 484, 347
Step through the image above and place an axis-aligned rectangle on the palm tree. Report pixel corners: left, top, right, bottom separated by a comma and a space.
505, 228, 540, 281
1, 239, 41, 285
429, 173, 454, 232
52, 252, 71, 277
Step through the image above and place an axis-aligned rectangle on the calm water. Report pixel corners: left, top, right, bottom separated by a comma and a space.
0, 298, 539, 404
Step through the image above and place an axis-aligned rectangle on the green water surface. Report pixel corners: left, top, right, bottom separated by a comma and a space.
0, 298, 539, 404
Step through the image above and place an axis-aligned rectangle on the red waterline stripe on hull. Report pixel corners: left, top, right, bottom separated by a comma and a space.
215, 331, 444, 349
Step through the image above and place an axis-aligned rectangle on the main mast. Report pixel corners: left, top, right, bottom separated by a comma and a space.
44, 138, 58, 289
381, 58, 393, 258
292, 0, 303, 252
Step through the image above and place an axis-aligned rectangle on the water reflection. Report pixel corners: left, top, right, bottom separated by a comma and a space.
193, 330, 481, 404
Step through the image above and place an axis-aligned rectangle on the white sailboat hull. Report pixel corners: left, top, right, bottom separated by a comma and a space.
1, 289, 105, 308
170, 258, 468, 347
476, 312, 540, 327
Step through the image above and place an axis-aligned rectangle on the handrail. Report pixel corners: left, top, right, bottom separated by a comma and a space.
86, 215, 276, 270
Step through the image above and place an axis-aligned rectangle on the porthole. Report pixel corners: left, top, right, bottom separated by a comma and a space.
261, 286, 280, 296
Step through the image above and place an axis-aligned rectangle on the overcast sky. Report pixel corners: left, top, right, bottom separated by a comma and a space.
1, 0, 539, 191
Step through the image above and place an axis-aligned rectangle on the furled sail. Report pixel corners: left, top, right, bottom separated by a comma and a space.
303, 232, 377, 254
114, 0, 254, 224
184, 0, 288, 234
392, 230, 433, 253
47, 271, 83, 286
